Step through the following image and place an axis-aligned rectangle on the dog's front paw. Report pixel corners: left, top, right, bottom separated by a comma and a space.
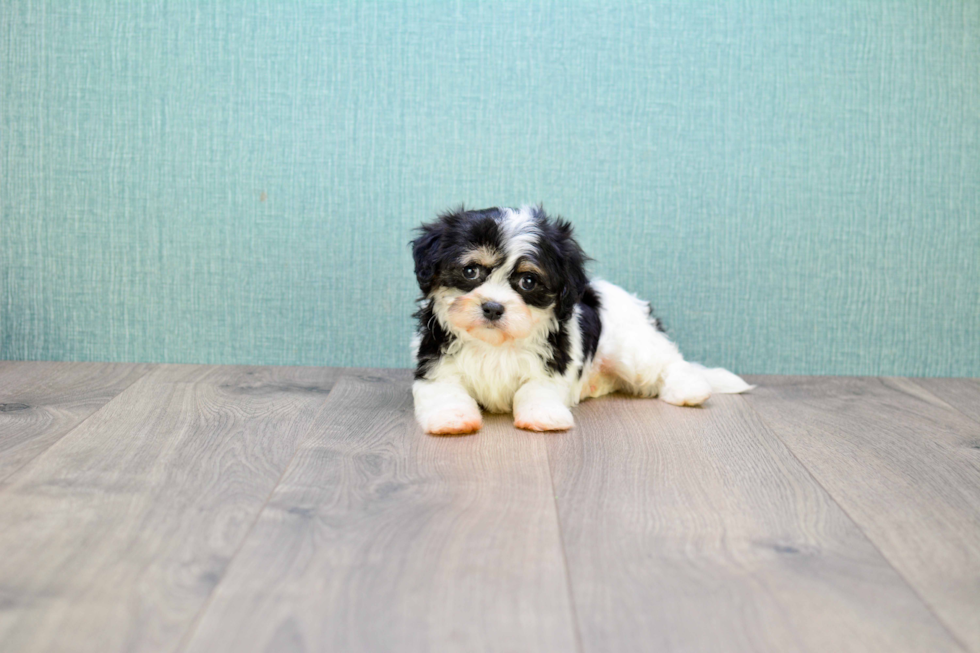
660, 371, 711, 407
514, 402, 574, 432
420, 404, 483, 435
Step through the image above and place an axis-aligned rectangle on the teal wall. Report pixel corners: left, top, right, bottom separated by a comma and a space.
2, 1, 978, 375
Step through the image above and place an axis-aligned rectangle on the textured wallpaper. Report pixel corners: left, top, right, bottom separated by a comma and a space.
1, 1, 978, 375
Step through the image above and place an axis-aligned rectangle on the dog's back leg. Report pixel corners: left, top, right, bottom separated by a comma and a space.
591, 280, 752, 406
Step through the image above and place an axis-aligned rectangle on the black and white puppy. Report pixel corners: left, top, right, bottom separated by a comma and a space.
411, 205, 752, 434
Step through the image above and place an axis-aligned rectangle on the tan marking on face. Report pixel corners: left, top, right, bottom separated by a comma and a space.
460, 246, 501, 269
514, 260, 545, 276
446, 286, 534, 343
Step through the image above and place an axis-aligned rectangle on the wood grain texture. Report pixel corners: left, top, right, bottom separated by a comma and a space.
908, 377, 980, 425
0, 361, 152, 485
140, 362, 349, 387
548, 392, 964, 653
744, 376, 980, 652
0, 365, 340, 653
182, 373, 578, 653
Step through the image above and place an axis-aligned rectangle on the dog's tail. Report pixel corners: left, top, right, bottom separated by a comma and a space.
691, 363, 755, 394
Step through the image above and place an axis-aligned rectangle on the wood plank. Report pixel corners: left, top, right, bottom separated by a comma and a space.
908, 377, 980, 425
0, 365, 340, 653
548, 392, 964, 653
0, 361, 152, 485
181, 374, 578, 653
139, 363, 351, 386
744, 376, 980, 652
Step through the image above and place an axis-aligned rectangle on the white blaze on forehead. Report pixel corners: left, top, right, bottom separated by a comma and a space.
470, 280, 520, 304
491, 205, 540, 283
500, 205, 540, 266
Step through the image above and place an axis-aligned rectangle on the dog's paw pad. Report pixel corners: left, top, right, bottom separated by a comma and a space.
514, 403, 574, 432
423, 406, 483, 435
660, 374, 711, 407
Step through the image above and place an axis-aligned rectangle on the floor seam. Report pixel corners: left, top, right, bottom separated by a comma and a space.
903, 377, 980, 428
0, 363, 157, 493
545, 437, 586, 653
172, 377, 346, 653
740, 389, 973, 653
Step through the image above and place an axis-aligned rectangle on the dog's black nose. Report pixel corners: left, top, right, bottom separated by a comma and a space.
481, 301, 505, 322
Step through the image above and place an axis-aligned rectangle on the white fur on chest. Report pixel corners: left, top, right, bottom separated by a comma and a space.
434, 337, 553, 413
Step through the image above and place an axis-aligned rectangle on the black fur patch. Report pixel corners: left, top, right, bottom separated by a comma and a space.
546, 319, 571, 375
577, 284, 602, 378
528, 208, 590, 322
411, 206, 506, 296
413, 300, 455, 380
645, 301, 666, 333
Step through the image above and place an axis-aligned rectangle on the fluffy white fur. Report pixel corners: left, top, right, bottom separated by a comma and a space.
412, 206, 753, 434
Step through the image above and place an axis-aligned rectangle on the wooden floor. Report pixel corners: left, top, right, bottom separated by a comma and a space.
0, 362, 978, 653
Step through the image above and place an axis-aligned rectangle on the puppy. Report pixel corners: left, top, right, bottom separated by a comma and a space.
410, 205, 752, 434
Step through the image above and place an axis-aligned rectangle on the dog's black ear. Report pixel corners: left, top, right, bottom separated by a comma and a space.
552, 218, 590, 322
411, 219, 446, 295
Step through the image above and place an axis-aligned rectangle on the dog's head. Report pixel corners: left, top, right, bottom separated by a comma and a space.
412, 206, 588, 346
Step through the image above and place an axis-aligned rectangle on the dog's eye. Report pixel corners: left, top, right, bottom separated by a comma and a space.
519, 274, 537, 291
463, 266, 479, 280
